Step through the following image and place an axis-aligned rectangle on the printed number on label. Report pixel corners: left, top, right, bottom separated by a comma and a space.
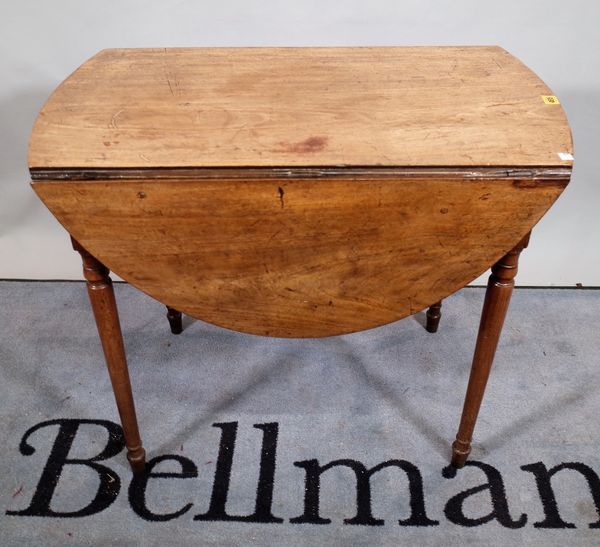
542, 95, 560, 104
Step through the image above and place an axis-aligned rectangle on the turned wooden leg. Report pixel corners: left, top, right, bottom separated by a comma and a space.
426, 301, 442, 333
166, 306, 183, 334
71, 237, 146, 473
451, 232, 530, 468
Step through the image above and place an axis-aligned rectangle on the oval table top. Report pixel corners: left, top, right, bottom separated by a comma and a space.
29, 46, 572, 176
29, 47, 573, 337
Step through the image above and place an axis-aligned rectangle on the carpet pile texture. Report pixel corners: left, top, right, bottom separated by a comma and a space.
1, 281, 599, 545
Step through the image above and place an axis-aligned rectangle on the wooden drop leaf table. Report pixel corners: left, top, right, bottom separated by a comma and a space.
29, 47, 573, 472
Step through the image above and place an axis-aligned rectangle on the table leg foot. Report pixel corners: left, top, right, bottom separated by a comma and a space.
426, 301, 442, 333
166, 306, 183, 334
451, 232, 530, 467
128, 446, 147, 473
451, 439, 471, 468
72, 236, 146, 474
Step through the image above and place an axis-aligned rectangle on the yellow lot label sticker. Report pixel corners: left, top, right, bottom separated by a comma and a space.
542, 95, 560, 104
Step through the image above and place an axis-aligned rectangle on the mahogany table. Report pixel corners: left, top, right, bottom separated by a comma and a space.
29, 47, 573, 472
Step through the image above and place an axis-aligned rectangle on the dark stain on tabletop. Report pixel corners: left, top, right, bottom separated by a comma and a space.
273, 136, 328, 154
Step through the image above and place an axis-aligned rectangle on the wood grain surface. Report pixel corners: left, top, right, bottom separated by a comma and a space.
33, 176, 566, 337
29, 47, 573, 171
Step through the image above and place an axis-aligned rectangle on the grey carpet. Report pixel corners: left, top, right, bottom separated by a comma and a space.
1, 281, 599, 546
